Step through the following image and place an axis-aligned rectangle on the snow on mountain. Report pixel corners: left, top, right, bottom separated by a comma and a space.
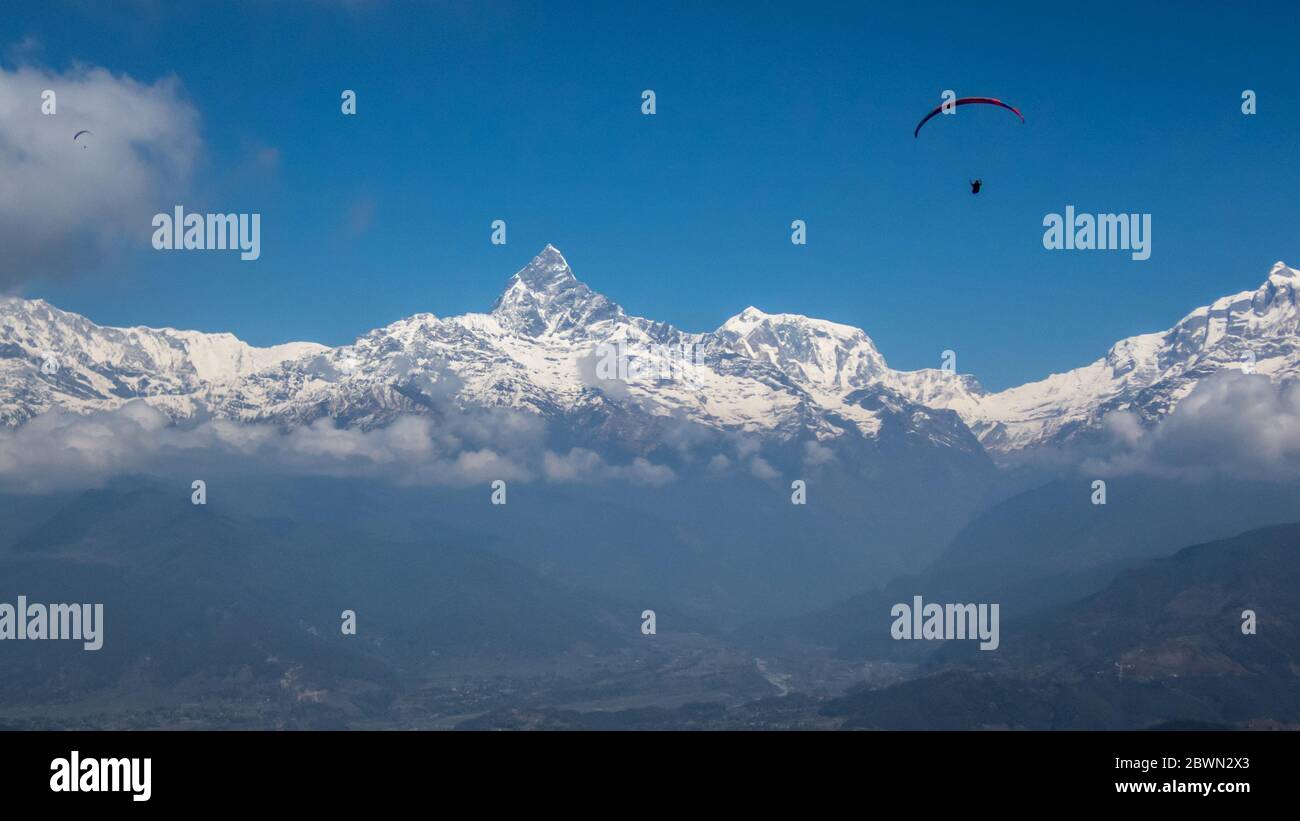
3, 248, 1298, 459
715, 307, 889, 392
0, 296, 326, 425
490, 244, 632, 338
210, 245, 957, 448
894, 261, 1300, 451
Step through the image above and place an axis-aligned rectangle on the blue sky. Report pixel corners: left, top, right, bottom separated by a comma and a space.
8, 0, 1300, 390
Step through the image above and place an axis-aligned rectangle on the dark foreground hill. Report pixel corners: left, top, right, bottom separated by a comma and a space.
820, 523, 1300, 729
741, 476, 1300, 660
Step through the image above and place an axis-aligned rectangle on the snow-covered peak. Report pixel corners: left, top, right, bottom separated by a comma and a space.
0, 296, 323, 376
489, 245, 627, 338
510, 243, 576, 291
895, 260, 1300, 451
716, 305, 889, 391
718, 306, 879, 344
1163, 261, 1300, 358
722, 306, 771, 329
0, 294, 327, 425
1260, 260, 1299, 303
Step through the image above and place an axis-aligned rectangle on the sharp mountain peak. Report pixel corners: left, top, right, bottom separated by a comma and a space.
489, 245, 626, 337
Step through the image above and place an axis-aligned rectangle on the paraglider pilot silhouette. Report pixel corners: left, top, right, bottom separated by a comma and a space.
969, 179, 982, 194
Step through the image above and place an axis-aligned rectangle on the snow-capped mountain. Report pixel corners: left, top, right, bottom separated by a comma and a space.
0, 296, 325, 426
896, 262, 1300, 451
3, 247, 1298, 458
207, 245, 977, 452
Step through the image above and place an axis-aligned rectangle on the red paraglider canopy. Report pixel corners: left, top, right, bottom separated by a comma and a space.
913, 97, 1023, 138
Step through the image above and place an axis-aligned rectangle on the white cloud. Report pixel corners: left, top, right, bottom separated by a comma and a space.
542, 447, 674, 486
803, 440, 836, 467
0, 403, 682, 492
0, 62, 201, 287
749, 455, 779, 480
1085, 372, 1300, 480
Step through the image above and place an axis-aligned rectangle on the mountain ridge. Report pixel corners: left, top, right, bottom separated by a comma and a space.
3, 247, 1297, 456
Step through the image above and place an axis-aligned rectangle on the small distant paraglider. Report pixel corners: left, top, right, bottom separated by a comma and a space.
914, 97, 1022, 194
73, 129, 92, 147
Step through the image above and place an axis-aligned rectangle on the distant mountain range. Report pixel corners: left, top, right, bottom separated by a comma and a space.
4, 246, 1298, 456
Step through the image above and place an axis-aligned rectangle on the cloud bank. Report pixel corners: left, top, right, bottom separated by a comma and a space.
1085, 372, 1300, 481
0, 401, 678, 492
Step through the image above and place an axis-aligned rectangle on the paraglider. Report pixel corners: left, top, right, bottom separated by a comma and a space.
73, 130, 91, 147
914, 97, 1022, 194
913, 97, 1023, 138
